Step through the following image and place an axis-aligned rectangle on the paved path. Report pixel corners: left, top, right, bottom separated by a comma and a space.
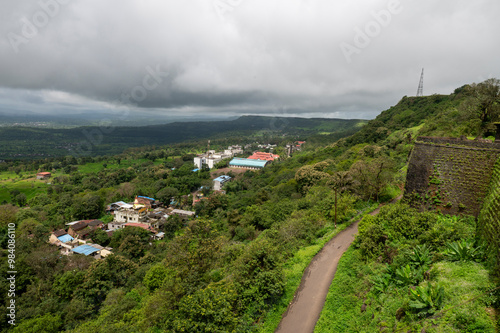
274, 198, 399, 333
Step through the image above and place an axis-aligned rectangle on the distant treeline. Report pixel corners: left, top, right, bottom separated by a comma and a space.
0, 116, 364, 159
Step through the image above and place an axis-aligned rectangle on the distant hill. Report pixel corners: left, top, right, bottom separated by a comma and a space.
0, 116, 365, 159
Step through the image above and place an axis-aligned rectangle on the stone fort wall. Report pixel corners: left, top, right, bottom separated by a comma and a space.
404, 137, 500, 216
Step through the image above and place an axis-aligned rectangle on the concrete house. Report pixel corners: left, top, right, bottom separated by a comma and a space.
114, 208, 146, 224
213, 175, 232, 191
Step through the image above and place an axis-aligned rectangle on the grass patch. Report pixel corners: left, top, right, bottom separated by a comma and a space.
314, 247, 369, 332
314, 247, 497, 332
0, 179, 49, 203
77, 158, 166, 173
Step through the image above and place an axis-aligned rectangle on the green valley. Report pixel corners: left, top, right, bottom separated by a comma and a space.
0, 79, 500, 332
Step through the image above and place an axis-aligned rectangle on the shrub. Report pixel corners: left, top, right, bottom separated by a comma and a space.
409, 244, 433, 269
444, 240, 485, 262
356, 224, 387, 259
409, 282, 445, 317
394, 264, 423, 287
371, 272, 393, 294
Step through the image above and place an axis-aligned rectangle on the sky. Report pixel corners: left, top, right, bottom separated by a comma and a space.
0, 0, 499, 121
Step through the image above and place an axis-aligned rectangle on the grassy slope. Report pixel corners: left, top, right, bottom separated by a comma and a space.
313, 91, 499, 332
314, 249, 496, 332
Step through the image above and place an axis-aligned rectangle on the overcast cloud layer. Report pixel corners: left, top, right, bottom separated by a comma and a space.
0, 0, 499, 120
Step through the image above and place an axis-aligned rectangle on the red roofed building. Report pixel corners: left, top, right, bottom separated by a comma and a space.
248, 152, 280, 161
124, 222, 157, 233
36, 172, 51, 180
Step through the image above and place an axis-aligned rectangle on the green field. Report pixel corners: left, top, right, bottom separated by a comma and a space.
0, 178, 49, 203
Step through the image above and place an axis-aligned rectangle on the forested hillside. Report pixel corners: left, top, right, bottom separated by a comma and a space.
0, 116, 365, 159
0, 79, 499, 332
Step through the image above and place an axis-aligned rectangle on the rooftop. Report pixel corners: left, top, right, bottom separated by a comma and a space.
229, 158, 268, 168
124, 222, 156, 232
53, 229, 67, 237
170, 209, 196, 216
70, 221, 89, 231
57, 234, 74, 243
248, 152, 279, 161
137, 195, 155, 201
110, 201, 134, 209
214, 175, 231, 182
72, 244, 100, 256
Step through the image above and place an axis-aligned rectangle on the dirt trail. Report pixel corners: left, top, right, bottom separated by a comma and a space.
275, 198, 400, 333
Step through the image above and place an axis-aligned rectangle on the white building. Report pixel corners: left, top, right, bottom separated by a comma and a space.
193, 146, 242, 169
213, 175, 232, 191
114, 208, 145, 223
169, 209, 196, 219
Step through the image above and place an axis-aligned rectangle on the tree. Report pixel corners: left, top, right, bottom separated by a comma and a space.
295, 164, 331, 192
90, 228, 110, 246
156, 187, 179, 205
110, 226, 151, 254
462, 78, 500, 137
14, 193, 27, 207
18, 217, 42, 236
173, 283, 238, 332
12, 314, 62, 333
53, 270, 86, 300
350, 157, 395, 201
143, 264, 171, 292
75, 255, 138, 306
117, 235, 148, 260
328, 171, 353, 227
72, 194, 104, 220
0, 204, 18, 227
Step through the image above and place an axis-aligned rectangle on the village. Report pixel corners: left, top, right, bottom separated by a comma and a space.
47, 142, 305, 259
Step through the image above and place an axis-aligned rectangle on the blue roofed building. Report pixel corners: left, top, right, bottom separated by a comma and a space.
57, 234, 74, 243
213, 175, 232, 191
229, 158, 269, 170
49, 229, 74, 245
72, 244, 101, 257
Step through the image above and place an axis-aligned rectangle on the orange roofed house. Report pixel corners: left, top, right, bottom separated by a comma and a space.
247, 152, 280, 161
36, 172, 51, 180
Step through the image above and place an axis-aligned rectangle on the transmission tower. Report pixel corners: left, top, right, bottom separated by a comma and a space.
416, 68, 424, 97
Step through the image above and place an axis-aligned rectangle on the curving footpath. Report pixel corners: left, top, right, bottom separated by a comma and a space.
274, 198, 399, 333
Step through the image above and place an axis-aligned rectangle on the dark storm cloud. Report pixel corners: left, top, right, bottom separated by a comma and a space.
0, 0, 499, 119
